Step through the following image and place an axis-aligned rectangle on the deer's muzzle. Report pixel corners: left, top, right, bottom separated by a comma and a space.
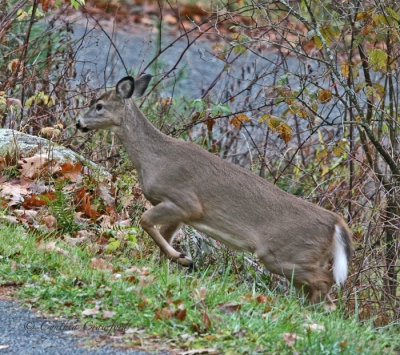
76, 120, 89, 132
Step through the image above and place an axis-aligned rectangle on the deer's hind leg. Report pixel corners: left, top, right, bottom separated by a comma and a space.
140, 201, 201, 267
159, 223, 181, 259
293, 265, 334, 305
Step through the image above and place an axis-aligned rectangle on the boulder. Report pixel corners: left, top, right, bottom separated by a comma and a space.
0, 128, 109, 176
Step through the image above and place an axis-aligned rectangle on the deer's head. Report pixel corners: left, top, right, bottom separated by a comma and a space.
76, 75, 152, 132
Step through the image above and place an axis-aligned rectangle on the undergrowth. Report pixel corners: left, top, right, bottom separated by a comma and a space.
0, 223, 398, 354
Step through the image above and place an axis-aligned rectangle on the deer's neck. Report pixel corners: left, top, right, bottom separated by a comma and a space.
115, 100, 169, 183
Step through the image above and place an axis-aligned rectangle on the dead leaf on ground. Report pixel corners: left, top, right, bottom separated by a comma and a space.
175, 308, 187, 321
193, 287, 207, 303
0, 178, 32, 204
306, 323, 325, 332
13, 209, 38, 223
1, 281, 23, 287
58, 161, 83, 181
76, 188, 99, 219
256, 294, 266, 303
125, 265, 150, 277
38, 241, 69, 256
0, 157, 5, 172
89, 257, 113, 270
201, 311, 212, 329
22, 192, 56, 208
99, 214, 113, 229
64, 230, 93, 245
97, 183, 114, 206
0, 215, 19, 224
18, 154, 57, 179
181, 349, 218, 355
102, 310, 116, 319
41, 215, 57, 229
282, 332, 303, 348
82, 307, 100, 316
155, 306, 174, 320
217, 301, 242, 314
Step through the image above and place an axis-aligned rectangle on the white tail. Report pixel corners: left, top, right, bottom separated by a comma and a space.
333, 225, 350, 285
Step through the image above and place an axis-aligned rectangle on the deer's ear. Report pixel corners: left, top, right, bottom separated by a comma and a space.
134, 74, 152, 97
116, 76, 135, 99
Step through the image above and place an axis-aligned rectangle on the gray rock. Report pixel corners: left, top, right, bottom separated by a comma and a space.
0, 129, 109, 176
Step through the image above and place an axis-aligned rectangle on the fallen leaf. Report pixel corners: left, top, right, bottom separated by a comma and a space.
102, 310, 116, 319
82, 307, 100, 316
89, 257, 113, 270
1, 281, 23, 287
0, 179, 31, 204
175, 308, 187, 321
217, 302, 242, 314
181, 349, 218, 355
0, 157, 5, 172
125, 265, 149, 277
240, 294, 253, 302
282, 332, 303, 348
0, 215, 19, 224
97, 183, 114, 206
22, 192, 56, 208
13, 209, 38, 223
201, 311, 212, 329
58, 161, 83, 181
256, 294, 266, 303
76, 188, 99, 219
39, 242, 69, 256
306, 323, 325, 332
42, 215, 57, 229
18, 154, 55, 179
155, 306, 174, 320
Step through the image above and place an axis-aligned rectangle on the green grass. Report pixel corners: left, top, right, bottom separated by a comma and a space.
0, 222, 399, 354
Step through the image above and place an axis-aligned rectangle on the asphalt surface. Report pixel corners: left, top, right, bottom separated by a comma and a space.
0, 300, 161, 355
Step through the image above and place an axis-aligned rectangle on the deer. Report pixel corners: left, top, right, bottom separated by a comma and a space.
76, 75, 352, 304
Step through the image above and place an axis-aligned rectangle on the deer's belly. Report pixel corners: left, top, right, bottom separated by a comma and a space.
190, 222, 253, 252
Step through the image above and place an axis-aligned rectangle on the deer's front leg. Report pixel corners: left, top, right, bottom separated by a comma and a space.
139, 202, 193, 266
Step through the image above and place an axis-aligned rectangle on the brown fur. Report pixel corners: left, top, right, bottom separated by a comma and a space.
77, 76, 353, 304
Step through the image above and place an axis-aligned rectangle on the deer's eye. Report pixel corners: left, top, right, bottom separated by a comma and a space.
96, 103, 103, 111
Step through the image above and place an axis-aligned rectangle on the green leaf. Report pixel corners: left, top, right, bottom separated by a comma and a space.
355, 81, 367, 93
263, 115, 292, 144
105, 240, 121, 253
385, 7, 400, 21
316, 147, 328, 161
368, 49, 388, 71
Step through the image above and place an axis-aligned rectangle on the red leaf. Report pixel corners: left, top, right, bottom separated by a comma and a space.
175, 308, 187, 321
59, 161, 83, 182
256, 295, 266, 303
201, 311, 212, 329
217, 302, 242, 314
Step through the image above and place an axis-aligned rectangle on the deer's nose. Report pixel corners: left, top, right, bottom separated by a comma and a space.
76, 121, 89, 132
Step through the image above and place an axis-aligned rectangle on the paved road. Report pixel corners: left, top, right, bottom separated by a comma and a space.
0, 300, 161, 355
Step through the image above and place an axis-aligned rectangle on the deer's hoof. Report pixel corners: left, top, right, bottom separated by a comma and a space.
177, 253, 193, 267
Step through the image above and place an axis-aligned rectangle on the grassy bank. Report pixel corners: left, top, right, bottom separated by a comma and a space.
0, 223, 398, 354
